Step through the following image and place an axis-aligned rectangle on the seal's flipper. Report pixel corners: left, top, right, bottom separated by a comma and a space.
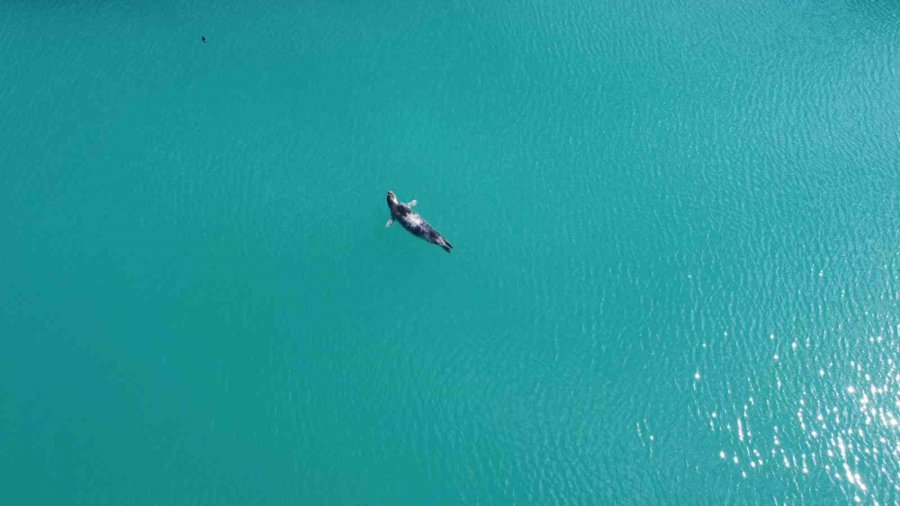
407, 200, 417, 207
385, 218, 394, 228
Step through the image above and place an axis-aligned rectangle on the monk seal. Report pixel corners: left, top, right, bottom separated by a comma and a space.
385, 191, 453, 253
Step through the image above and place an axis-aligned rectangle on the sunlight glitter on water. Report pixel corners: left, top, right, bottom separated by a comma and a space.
699, 327, 900, 502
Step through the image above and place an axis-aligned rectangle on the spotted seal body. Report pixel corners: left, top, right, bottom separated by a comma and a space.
385, 191, 453, 253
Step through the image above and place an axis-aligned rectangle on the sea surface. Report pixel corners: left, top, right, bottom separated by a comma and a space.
2, 1, 900, 504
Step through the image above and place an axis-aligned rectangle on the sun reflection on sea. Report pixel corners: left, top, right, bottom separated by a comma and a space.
695, 327, 900, 504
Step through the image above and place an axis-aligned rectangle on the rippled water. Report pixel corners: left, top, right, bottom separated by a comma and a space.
2, 0, 899, 504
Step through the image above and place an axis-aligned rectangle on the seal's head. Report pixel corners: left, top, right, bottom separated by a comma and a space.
386, 191, 399, 207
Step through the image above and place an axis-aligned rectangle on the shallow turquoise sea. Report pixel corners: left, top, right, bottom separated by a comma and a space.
3, 0, 900, 504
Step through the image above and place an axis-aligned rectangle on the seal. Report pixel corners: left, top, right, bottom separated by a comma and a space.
385, 191, 453, 253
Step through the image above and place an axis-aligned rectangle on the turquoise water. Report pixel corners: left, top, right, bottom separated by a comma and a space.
2, 0, 899, 503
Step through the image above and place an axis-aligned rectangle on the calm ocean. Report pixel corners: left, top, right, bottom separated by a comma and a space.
2, 0, 899, 503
